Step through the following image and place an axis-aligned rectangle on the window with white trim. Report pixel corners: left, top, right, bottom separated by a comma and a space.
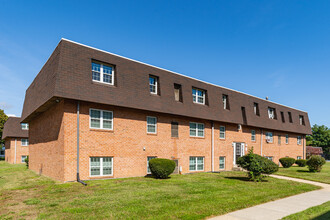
251, 130, 256, 141
21, 155, 27, 163
90, 157, 113, 176
265, 156, 273, 161
192, 88, 205, 104
268, 108, 276, 119
265, 132, 273, 143
189, 122, 204, 137
299, 115, 305, 125
147, 116, 157, 134
219, 156, 225, 169
21, 139, 29, 146
286, 134, 289, 144
297, 136, 302, 145
147, 156, 157, 174
90, 109, 113, 130
223, 95, 229, 110
92, 62, 114, 85
189, 156, 204, 171
149, 76, 158, 94
278, 135, 281, 145
21, 123, 29, 130
253, 102, 259, 115
297, 156, 302, 160
220, 126, 225, 139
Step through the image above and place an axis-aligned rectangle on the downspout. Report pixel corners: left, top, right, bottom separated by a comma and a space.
260, 129, 263, 156
77, 101, 87, 186
14, 138, 17, 164
211, 121, 214, 172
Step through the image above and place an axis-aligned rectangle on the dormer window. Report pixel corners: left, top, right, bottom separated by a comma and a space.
299, 115, 305, 125
21, 123, 29, 130
174, 84, 182, 102
253, 103, 259, 115
149, 75, 158, 94
281, 112, 285, 123
223, 95, 229, 110
192, 88, 205, 104
288, 112, 293, 123
92, 62, 114, 85
268, 108, 276, 119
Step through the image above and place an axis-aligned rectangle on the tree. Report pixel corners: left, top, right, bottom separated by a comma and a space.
307, 124, 330, 159
0, 109, 8, 145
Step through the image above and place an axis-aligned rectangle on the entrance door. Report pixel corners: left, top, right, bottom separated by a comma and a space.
233, 142, 245, 165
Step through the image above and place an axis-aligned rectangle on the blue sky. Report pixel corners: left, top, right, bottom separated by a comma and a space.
0, 0, 329, 127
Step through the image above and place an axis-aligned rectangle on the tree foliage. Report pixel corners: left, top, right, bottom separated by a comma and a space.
306, 124, 330, 159
0, 109, 8, 145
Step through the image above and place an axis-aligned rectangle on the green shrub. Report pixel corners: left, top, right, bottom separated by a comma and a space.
25, 156, 29, 168
237, 149, 278, 182
306, 155, 326, 172
279, 157, 296, 168
295, 159, 307, 167
149, 158, 176, 179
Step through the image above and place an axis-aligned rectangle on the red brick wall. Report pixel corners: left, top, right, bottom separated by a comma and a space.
4, 138, 29, 164
28, 100, 65, 181
28, 99, 305, 182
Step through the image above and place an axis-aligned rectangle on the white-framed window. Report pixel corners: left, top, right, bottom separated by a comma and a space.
92, 62, 114, 85
90, 157, 113, 176
147, 116, 157, 134
149, 76, 158, 94
220, 126, 226, 139
21, 123, 29, 130
268, 108, 275, 119
297, 136, 302, 145
189, 122, 204, 137
21, 139, 29, 146
266, 132, 273, 143
189, 156, 204, 171
299, 115, 305, 125
192, 88, 205, 104
90, 109, 113, 130
21, 155, 27, 163
253, 103, 259, 115
265, 156, 273, 161
147, 156, 157, 174
219, 156, 225, 169
278, 135, 281, 145
286, 134, 289, 144
222, 95, 229, 110
251, 130, 256, 141
297, 156, 302, 160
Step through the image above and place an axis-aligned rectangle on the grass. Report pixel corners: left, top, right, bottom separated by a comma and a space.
276, 162, 330, 184
282, 201, 330, 220
0, 162, 319, 219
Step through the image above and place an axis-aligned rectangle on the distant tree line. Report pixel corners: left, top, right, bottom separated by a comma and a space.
306, 124, 330, 159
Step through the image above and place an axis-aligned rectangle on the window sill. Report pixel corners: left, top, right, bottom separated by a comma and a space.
219, 138, 226, 141
90, 129, 114, 133
147, 133, 157, 136
190, 136, 205, 139
193, 102, 207, 106
92, 80, 115, 87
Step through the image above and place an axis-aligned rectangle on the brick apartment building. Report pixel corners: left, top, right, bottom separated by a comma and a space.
21, 39, 311, 182
2, 117, 29, 164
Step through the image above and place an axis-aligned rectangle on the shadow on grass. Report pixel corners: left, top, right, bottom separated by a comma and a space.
313, 211, 330, 220
224, 176, 269, 182
297, 170, 311, 173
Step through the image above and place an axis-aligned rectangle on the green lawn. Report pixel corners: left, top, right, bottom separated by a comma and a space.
0, 162, 319, 219
276, 162, 330, 184
282, 201, 330, 220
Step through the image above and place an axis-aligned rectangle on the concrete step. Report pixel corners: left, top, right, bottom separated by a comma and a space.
232, 167, 243, 171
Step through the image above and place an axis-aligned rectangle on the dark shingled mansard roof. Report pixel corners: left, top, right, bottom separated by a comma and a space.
21, 39, 312, 135
2, 117, 28, 140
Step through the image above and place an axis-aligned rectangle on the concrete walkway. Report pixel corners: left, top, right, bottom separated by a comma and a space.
209, 175, 330, 220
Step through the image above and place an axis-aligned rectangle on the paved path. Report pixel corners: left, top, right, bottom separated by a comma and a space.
209, 175, 330, 220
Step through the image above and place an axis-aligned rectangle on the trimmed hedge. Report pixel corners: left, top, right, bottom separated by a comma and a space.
149, 158, 176, 179
295, 159, 307, 167
279, 157, 296, 168
237, 150, 278, 181
307, 155, 326, 172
